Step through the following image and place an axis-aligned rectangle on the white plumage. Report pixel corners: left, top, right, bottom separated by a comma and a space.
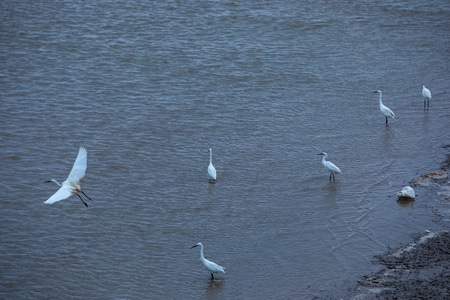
207, 148, 217, 183
191, 242, 225, 280
396, 186, 415, 200
422, 86, 432, 110
44, 146, 91, 207
374, 90, 395, 124
318, 152, 341, 182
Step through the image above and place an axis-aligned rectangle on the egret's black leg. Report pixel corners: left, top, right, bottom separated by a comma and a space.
424, 99, 426, 110
76, 193, 88, 207
81, 190, 92, 201
211, 273, 214, 280
385, 116, 388, 125
329, 173, 332, 182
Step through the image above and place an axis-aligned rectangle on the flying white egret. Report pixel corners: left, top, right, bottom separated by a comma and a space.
422, 86, 431, 110
44, 146, 92, 207
373, 90, 395, 125
191, 242, 225, 280
318, 152, 341, 182
208, 148, 216, 183
396, 186, 415, 200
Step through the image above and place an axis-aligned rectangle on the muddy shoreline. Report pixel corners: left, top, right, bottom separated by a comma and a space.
348, 230, 450, 299
346, 149, 450, 299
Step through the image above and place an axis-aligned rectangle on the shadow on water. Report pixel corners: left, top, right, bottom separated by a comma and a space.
207, 182, 216, 193
423, 109, 430, 128
383, 123, 396, 148
319, 180, 341, 202
396, 198, 415, 210
205, 278, 225, 296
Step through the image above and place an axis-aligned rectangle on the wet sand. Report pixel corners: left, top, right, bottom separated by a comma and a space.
347, 149, 450, 299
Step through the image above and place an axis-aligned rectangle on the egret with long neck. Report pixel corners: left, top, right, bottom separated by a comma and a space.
191, 242, 225, 280
44, 146, 92, 207
318, 152, 341, 182
208, 148, 217, 183
373, 90, 395, 125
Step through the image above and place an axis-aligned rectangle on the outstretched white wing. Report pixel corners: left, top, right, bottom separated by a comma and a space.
44, 184, 73, 204
66, 146, 87, 183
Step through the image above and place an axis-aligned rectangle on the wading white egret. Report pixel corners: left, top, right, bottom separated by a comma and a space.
373, 90, 395, 125
318, 152, 341, 182
44, 146, 92, 207
396, 186, 415, 200
422, 86, 431, 110
191, 242, 225, 280
208, 148, 216, 183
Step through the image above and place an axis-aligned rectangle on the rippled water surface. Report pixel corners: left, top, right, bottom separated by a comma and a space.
1, 1, 449, 299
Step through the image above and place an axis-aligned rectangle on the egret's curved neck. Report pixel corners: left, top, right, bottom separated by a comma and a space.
322, 154, 328, 163
378, 91, 383, 104
199, 244, 205, 260
209, 150, 213, 164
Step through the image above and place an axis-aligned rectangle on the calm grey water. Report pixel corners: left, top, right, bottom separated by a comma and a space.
1, 1, 449, 299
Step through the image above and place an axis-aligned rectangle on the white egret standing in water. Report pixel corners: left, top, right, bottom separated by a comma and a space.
208, 148, 216, 183
191, 242, 225, 280
44, 146, 92, 207
318, 152, 341, 182
422, 86, 431, 110
373, 90, 395, 125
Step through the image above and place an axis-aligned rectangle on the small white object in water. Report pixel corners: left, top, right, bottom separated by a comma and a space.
396, 186, 415, 200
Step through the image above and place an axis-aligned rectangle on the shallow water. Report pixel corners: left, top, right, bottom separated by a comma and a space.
1, 1, 450, 299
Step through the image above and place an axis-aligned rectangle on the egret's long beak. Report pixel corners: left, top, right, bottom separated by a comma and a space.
191, 245, 198, 249
317, 153, 323, 156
